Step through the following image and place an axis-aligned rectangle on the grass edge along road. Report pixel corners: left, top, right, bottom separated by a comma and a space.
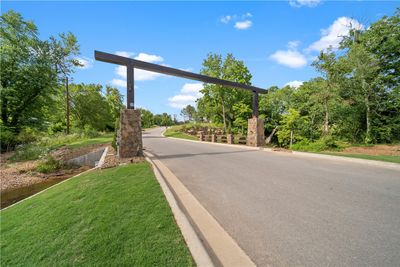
0, 163, 194, 266
164, 125, 399, 164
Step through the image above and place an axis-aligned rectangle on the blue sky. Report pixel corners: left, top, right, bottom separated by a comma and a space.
3, 1, 399, 117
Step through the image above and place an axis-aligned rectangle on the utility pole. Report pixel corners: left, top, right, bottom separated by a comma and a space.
66, 77, 70, 135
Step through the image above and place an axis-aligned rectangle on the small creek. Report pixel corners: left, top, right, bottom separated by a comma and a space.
1, 147, 106, 209
1, 177, 71, 209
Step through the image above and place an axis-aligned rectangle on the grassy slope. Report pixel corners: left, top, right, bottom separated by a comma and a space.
66, 134, 113, 149
321, 152, 400, 164
164, 129, 198, 141
1, 163, 194, 266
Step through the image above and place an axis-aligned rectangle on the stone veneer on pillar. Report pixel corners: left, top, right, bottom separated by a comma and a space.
119, 109, 143, 158
247, 117, 265, 147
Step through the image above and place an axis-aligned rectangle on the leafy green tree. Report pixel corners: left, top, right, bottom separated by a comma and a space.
232, 102, 252, 134
69, 84, 114, 131
198, 53, 252, 133
139, 108, 154, 128
277, 108, 308, 147
180, 105, 197, 122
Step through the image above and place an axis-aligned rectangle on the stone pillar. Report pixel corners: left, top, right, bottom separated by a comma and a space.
211, 134, 217, 143
119, 109, 142, 158
247, 117, 264, 147
227, 134, 234, 144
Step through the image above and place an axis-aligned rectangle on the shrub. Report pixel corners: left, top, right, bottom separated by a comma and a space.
83, 125, 100, 138
291, 136, 341, 152
9, 144, 48, 162
0, 126, 16, 152
16, 127, 40, 144
35, 156, 62, 173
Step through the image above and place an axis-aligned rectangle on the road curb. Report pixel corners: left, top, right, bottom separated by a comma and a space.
290, 150, 400, 170
145, 151, 256, 267
144, 153, 214, 267
161, 128, 399, 170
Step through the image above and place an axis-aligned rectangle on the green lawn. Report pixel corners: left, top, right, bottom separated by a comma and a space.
0, 163, 194, 266
321, 152, 400, 164
164, 129, 198, 141
66, 134, 113, 149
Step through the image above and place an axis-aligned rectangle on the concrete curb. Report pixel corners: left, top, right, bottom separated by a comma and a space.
145, 154, 214, 267
145, 150, 256, 267
160, 128, 399, 170
290, 150, 400, 171
1, 147, 109, 211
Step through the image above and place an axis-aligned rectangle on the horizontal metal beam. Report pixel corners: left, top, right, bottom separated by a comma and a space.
95, 50, 267, 94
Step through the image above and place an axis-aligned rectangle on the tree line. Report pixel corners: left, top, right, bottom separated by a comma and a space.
183, 9, 399, 147
0, 11, 174, 151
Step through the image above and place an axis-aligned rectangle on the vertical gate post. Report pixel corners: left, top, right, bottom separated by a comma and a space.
247, 91, 264, 147
119, 109, 142, 158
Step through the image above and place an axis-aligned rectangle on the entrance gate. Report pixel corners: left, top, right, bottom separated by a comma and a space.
94, 50, 267, 157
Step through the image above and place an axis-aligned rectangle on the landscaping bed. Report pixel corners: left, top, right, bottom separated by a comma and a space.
0, 163, 194, 266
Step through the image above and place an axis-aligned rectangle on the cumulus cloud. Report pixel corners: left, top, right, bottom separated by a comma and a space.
115, 51, 134, 58
221, 13, 253, 30
76, 56, 93, 69
168, 83, 203, 109
289, 0, 321, 8
234, 20, 253, 30
308, 17, 363, 52
111, 52, 165, 87
285, 80, 304, 88
221, 15, 232, 24
270, 41, 307, 68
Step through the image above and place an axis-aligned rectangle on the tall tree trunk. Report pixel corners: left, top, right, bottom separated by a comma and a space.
323, 99, 329, 136
221, 99, 227, 133
66, 77, 70, 135
365, 95, 371, 142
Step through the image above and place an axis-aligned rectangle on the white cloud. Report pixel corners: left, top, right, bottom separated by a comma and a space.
76, 56, 93, 69
110, 78, 127, 87
113, 52, 165, 82
221, 15, 232, 24
285, 80, 304, 88
168, 83, 203, 109
308, 17, 364, 52
134, 53, 163, 63
115, 51, 134, 58
270, 41, 307, 68
289, 0, 321, 8
221, 13, 253, 30
234, 20, 252, 30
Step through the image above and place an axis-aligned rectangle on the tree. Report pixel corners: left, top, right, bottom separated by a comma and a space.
139, 109, 154, 128
0, 10, 80, 137
180, 105, 196, 122
277, 108, 308, 147
198, 53, 252, 133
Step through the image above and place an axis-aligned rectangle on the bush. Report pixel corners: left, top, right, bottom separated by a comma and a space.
83, 125, 100, 138
0, 126, 16, 152
9, 144, 48, 162
35, 156, 62, 173
16, 127, 40, 144
290, 136, 341, 152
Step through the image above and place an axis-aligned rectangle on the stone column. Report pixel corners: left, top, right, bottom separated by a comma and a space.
119, 109, 142, 158
227, 134, 234, 144
247, 117, 264, 147
211, 134, 217, 143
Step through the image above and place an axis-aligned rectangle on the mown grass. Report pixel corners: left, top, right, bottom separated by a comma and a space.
0, 163, 194, 266
66, 134, 113, 149
321, 152, 400, 164
164, 128, 198, 141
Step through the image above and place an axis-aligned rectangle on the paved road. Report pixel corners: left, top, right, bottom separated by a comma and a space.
143, 127, 400, 267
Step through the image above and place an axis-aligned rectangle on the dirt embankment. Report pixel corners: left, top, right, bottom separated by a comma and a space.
342, 144, 400, 156
0, 144, 108, 193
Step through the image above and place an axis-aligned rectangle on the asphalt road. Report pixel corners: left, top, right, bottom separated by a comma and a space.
143, 127, 400, 267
